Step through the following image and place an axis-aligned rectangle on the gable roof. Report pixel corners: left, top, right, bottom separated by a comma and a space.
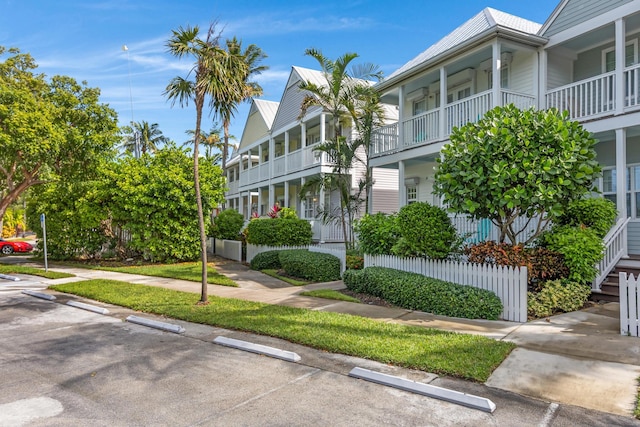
539, 0, 633, 37
379, 7, 544, 89
234, 98, 279, 154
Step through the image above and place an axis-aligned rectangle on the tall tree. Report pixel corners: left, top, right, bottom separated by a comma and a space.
164, 24, 247, 303
0, 46, 119, 232
298, 49, 382, 247
216, 37, 267, 171
183, 125, 237, 164
121, 121, 169, 156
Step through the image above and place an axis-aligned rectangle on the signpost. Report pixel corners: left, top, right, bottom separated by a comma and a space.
40, 213, 48, 272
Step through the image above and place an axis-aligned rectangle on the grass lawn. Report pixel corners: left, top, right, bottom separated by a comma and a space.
50, 279, 515, 382
0, 264, 73, 279
300, 289, 360, 303
635, 377, 640, 419
261, 269, 310, 286
60, 261, 237, 287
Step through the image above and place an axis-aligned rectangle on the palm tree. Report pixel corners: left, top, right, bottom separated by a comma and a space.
216, 37, 267, 171
183, 125, 237, 164
298, 49, 383, 247
121, 121, 169, 156
164, 24, 247, 303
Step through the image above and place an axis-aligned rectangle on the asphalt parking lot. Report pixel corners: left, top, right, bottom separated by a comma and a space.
0, 287, 637, 426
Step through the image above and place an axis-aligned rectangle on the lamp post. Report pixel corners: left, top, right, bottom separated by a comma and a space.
122, 44, 140, 158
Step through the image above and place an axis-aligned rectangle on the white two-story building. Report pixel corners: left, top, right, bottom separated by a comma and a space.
224, 66, 398, 242
370, 0, 640, 254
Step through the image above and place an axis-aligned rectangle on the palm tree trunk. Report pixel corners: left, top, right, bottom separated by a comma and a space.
222, 119, 230, 171
194, 95, 208, 303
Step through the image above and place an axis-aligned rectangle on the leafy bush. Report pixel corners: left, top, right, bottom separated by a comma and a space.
211, 209, 244, 240
346, 255, 364, 270
354, 212, 398, 255
465, 241, 568, 288
279, 207, 298, 219
540, 225, 604, 284
527, 279, 591, 318
343, 267, 503, 320
556, 198, 617, 238
250, 250, 282, 270
279, 250, 341, 282
246, 218, 312, 246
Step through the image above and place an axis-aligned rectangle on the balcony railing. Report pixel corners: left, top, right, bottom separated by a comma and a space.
371, 89, 534, 157
545, 72, 616, 121
624, 63, 640, 108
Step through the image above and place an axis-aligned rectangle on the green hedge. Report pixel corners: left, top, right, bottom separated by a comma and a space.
279, 250, 341, 282
250, 250, 282, 270
527, 279, 591, 318
343, 267, 503, 320
246, 218, 312, 246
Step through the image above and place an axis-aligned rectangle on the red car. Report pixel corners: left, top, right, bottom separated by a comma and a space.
0, 239, 34, 255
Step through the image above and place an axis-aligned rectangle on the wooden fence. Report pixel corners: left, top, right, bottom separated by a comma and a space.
619, 272, 640, 337
365, 254, 528, 322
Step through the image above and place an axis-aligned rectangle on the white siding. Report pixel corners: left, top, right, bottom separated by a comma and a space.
628, 222, 640, 254
546, 53, 573, 90
510, 51, 535, 94
543, 0, 632, 37
272, 75, 322, 132
404, 162, 439, 206
371, 168, 399, 214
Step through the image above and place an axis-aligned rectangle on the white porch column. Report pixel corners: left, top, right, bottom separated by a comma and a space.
399, 160, 406, 207
257, 189, 263, 216
439, 67, 447, 138
301, 122, 307, 148
615, 18, 626, 115
320, 113, 326, 143
258, 145, 263, 164
398, 85, 405, 149
300, 177, 306, 217
284, 181, 290, 207
268, 184, 275, 210
284, 131, 289, 173
492, 41, 501, 108
616, 128, 627, 219
269, 136, 274, 177
538, 49, 547, 110
318, 178, 325, 242
238, 194, 245, 219
247, 149, 252, 169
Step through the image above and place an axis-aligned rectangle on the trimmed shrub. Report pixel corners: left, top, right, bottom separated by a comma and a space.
465, 241, 568, 288
540, 225, 603, 284
354, 212, 398, 255
391, 202, 458, 259
250, 250, 282, 270
246, 218, 312, 246
279, 249, 341, 282
210, 209, 244, 240
343, 267, 503, 320
527, 279, 591, 318
556, 198, 617, 238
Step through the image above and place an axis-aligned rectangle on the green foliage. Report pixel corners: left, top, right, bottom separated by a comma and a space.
466, 241, 569, 287
245, 218, 312, 246
354, 212, 398, 255
556, 198, 617, 238
0, 47, 119, 226
279, 249, 342, 282
540, 225, 604, 284
278, 207, 298, 219
250, 250, 282, 270
300, 289, 360, 303
346, 255, 364, 270
527, 279, 591, 318
343, 267, 503, 320
434, 105, 600, 245
211, 209, 244, 240
391, 202, 458, 259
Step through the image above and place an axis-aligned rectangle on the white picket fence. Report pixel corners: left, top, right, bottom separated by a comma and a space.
208, 238, 243, 262
619, 272, 640, 337
365, 254, 528, 322
247, 243, 347, 274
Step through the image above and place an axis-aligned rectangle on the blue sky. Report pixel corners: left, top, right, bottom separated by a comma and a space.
1, 0, 560, 149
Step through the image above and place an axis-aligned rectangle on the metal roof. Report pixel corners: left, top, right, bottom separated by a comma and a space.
253, 99, 279, 129
384, 7, 543, 82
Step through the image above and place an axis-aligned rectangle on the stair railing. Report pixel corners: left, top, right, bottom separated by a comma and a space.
593, 216, 630, 291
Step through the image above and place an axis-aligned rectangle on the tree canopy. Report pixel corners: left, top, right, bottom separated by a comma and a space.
434, 105, 600, 245
0, 46, 119, 228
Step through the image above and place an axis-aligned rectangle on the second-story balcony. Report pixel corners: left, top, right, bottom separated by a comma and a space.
545, 64, 640, 121
371, 89, 536, 157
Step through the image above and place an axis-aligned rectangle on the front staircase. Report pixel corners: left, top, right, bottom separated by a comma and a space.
592, 256, 640, 302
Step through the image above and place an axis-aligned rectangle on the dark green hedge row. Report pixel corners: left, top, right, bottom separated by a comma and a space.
250, 249, 341, 282
343, 267, 503, 320
245, 218, 312, 246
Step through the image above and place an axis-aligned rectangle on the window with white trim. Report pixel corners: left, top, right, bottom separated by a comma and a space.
406, 185, 418, 204
602, 40, 638, 72
487, 63, 509, 89
305, 195, 318, 218
601, 167, 631, 217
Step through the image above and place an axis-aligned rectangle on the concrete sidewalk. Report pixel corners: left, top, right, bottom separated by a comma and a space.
4, 257, 640, 419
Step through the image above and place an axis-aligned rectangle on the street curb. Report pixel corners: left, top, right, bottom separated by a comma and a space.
126, 315, 185, 334
66, 300, 110, 315
21, 290, 56, 301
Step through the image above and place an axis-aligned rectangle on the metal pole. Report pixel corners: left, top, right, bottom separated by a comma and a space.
40, 213, 48, 272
